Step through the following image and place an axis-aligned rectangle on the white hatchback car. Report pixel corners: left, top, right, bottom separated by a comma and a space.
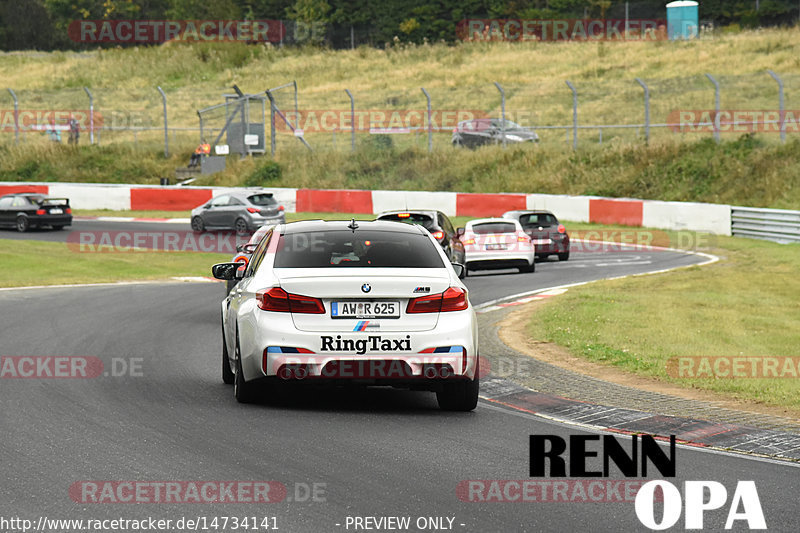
212, 220, 480, 411
461, 218, 536, 274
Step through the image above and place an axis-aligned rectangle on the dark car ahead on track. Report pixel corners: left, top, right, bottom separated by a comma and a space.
502, 210, 570, 261
0, 193, 72, 232
452, 118, 539, 148
191, 191, 285, 235
375, 210, 466, 268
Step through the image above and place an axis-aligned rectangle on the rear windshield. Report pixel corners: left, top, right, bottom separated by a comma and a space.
377, 213, 435, 230
519, 213, 557, 227
274, 230, 444, 268
471, 222, 517, 234
247, 194, 277, 206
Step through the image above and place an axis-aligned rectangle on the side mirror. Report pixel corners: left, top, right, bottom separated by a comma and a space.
235, 264, 246, 279
212, 262, 241, 280
456, 227, 465, 238
450, 263, 465, 279
203, 203, 211, 209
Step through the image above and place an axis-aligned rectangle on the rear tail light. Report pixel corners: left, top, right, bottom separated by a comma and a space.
66, 207, 72, 214
246, 207, 259, 214
441, 287, 469, 312
558, 224, 566, 234
256, 287, 324, 314
36, 209, 45, 215
278, 205, 285, 212
407, 287, 468, 314
431, 230, 445, 240
517, 232, 530, 242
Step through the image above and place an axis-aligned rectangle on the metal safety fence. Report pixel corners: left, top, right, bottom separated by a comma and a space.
731, 206, 800, 243
3, 71, 800, 157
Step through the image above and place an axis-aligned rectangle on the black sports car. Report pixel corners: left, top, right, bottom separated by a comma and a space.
0, 193, 73, 232
502, 210, 570, 261
452, 118, 539, 148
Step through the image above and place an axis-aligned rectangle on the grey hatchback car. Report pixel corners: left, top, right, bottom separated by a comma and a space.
191, 192, 285, 235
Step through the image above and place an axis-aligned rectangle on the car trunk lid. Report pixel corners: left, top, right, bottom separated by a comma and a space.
274, 268, 451, 332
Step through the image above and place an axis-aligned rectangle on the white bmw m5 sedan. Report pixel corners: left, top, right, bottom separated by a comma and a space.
212, 219, 479, 411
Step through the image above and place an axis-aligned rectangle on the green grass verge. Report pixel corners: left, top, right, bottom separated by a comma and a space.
0, 239, 228, 288
8, 136, 800, 210
527, 232, 800, 410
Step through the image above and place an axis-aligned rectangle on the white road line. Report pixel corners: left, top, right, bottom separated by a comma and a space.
474, 244, 718, 311
478, 401, 800, 468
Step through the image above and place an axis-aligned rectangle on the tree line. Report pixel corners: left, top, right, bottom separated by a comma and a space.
1, 0, 797, 50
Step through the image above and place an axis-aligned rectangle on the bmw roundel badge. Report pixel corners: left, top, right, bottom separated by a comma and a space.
361, 283, 371, 293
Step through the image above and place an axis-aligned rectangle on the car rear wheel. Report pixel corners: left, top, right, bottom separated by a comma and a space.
436, 360, 479, 412
222, 318, 234, 385
191, 216, 205, 233
518, 263, 535, 273
52, 225, 65, 230
233, 330, 257, 403
558, 252, 570, 261
234, 217, 249, 236
16, 216, 29, 233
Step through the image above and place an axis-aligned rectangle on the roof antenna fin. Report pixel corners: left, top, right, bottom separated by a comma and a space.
348, 218, 359, 232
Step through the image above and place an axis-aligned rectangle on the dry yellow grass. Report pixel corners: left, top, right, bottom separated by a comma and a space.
1, 28, 799, 141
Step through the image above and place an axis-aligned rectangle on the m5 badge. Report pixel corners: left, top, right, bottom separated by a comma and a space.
413, 286, 431, 293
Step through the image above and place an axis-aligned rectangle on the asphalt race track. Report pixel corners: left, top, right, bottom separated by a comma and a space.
1, 224, 798, 532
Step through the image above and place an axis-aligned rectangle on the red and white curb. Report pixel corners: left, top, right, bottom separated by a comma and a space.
1, 182, 733, 235
476, 288, 569, 314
